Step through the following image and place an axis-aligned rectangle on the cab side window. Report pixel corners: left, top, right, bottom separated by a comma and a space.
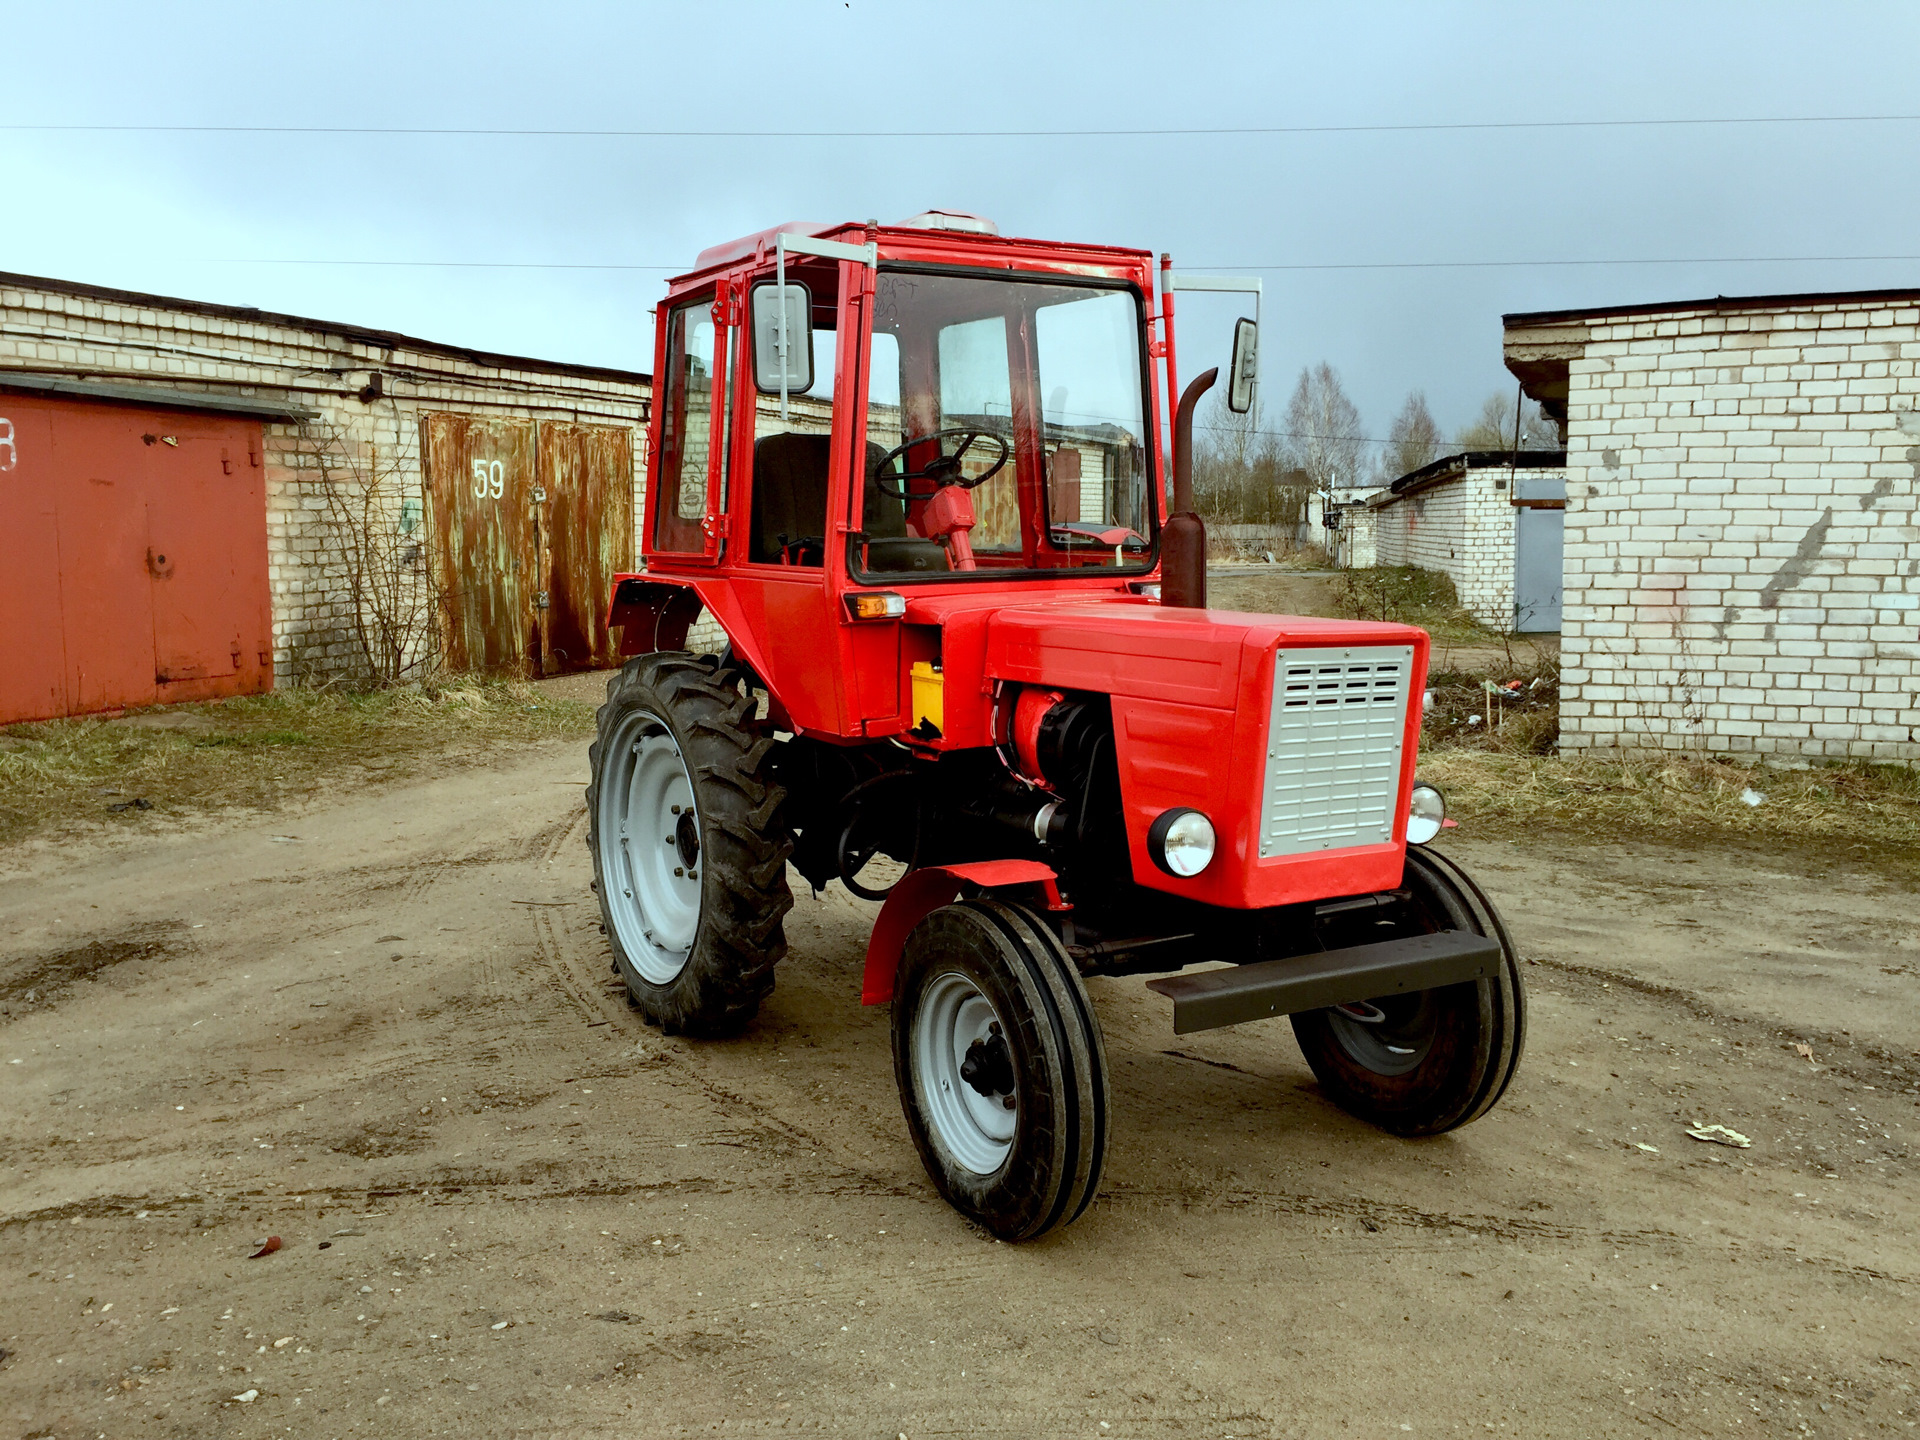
652, 299, 728, 553
747, 267, 840, 566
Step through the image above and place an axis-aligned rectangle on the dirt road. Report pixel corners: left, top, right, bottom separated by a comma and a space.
2, 742, 1914, 1438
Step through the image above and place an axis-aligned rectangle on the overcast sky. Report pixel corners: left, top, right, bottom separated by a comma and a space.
6, 1, 1920, 457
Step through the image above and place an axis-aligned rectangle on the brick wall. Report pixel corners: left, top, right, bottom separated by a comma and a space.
1331, 506, 1378, 569
1514, 297, 1920, 763
1, 275, 650, 684
1370, 464, 1561, 628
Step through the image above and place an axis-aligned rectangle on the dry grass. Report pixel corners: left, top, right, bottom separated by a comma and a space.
1334, 565, 1494, 648
0, 683, 597, 850
1206, 538, 1333, 568
1422, 746, 1920, 860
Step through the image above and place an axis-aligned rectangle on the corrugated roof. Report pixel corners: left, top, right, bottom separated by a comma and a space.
0, 268, 652, 388
1388, 449, 1565, 496
0, 371, 320, 420
1504, 283, 1920, 328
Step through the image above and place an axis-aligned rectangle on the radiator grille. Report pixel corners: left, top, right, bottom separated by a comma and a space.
1258, 645, 1413, 857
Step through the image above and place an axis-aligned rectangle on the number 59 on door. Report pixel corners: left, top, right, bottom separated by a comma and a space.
470, 459, 505, 499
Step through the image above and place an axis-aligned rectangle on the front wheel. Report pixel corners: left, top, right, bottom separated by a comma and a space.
892, 900, 1108, 1241
1290, 847, 1526, 1136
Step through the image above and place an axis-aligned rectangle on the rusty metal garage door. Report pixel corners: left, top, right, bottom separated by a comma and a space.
422, 413, 634, 678
0, 391, 272, 725
422, 414, 540, 675
538, 420, 634, 673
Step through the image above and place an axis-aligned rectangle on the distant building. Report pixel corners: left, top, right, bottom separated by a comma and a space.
1362, 450, 1567, 632
0, 272, 650, 723
1506, 285, 1920, 764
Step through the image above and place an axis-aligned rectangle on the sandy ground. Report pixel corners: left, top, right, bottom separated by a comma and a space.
2, 742, 1915, 1439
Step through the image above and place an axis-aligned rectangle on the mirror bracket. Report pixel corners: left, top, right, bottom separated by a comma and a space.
1170, 272, 1263, 416
770, 231, 881, 423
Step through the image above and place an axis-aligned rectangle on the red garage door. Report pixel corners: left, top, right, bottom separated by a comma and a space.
0, 392, 273, 725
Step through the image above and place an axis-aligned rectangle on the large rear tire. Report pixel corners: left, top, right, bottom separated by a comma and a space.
586, 652, 793, 1036
1290, 847, 1526, 1136
891, 900, 1108, 1241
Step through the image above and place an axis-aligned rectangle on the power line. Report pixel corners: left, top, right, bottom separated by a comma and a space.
1198, 423, 1548, 448
7, 113, 1920, 140
1209, 254, 1920, 272
153, 252, 1920, 273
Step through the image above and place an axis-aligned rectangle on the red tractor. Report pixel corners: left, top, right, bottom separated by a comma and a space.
588, 213, 1524, 1240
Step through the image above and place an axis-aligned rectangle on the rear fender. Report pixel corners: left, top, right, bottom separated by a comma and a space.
608, 577, 703, 655
606, 575, 782, 698
861, 861, 1060, 1004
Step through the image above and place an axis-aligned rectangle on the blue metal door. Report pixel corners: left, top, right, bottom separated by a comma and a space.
1513, 505, 1563, 632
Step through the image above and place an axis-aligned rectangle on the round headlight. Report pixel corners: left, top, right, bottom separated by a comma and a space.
1148, 808, 1216, 877
1406, 782, 1446, 845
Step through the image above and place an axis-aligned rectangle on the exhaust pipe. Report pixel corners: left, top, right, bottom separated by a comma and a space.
1162, 367, 1218, 609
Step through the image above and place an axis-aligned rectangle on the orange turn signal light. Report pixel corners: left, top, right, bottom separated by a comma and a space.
845, 591, 907, 621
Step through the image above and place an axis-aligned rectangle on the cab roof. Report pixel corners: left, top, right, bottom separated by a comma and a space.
670, 221, 1155, 291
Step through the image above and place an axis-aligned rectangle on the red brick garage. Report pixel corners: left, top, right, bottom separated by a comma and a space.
0, 388, 275, 724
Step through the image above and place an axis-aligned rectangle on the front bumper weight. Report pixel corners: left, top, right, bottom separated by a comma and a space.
1145, 929, 1500, 1036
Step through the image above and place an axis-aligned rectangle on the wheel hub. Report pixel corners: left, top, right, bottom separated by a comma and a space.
1327, 992, 1435, 1076
674, 807, 700, 872
959, 1023, 1016, 1107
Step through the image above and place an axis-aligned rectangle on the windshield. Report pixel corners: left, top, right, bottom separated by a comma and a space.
854, 269, 1154, 579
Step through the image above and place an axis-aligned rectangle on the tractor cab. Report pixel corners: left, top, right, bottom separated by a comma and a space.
616, 215, 1180, 738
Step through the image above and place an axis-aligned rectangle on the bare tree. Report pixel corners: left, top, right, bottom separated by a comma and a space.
1187, 389, 1311, 528
298, 419, 443, 685
1282, 362, 1370, 499
1381, 390, 1444, 481
1456, 390, 1561, 451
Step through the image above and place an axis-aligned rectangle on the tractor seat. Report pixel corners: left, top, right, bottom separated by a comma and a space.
751, 430, 948, 573
751, 431, 833, 565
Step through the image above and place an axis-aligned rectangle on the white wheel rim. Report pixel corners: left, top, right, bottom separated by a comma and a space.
913, 970, 1017, 1176
598, 709, 701, 984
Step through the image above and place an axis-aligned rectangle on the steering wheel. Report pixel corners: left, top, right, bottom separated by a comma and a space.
871, 428, 1010, 499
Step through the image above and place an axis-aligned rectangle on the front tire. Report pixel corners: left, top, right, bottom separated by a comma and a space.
891, 900, 1108, 1241
1290, 847, 1526, 1136
586, 653, 793, 1036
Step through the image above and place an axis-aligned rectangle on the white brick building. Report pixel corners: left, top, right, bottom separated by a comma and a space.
1366, 451, 1566, 632
0, 271, 650, 712
1506, 287, 1920, 764
1329, 501, 1379, 569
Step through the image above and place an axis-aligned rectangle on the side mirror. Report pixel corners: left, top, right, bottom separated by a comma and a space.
751, 281, 813, 394
1227, 316, 1258, 414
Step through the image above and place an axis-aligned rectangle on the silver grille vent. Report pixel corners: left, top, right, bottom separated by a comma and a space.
1258, 645, 1413, 857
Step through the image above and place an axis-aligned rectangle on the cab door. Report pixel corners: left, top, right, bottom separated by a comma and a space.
722, 259, 854, 734
646, 284, 734, 566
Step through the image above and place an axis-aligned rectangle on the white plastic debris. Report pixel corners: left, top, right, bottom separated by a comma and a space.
1422, 690, 1434, 713
232, 1390, 259, 1403
1635, 1142, 1660, 1153
1739, 787, 1766, 807
1686, 1123, 1752, 1148
1466, 715, 1482, 727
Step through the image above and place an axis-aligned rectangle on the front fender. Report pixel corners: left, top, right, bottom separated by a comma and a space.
861, 861, 1059, 1005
